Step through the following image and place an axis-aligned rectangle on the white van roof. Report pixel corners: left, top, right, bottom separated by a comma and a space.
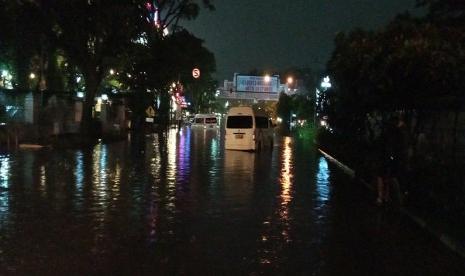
194, 113, 217, 118
227, 106, 268, 117
227, 106, 254, 116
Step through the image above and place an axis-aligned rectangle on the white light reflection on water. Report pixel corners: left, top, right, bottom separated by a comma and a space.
167, 129, 177, 184
73, 151, 84, 210
75, 151, 84, 191
208, 134, 221, 189
91, 143, 110, 236
316, 157, 330, 203
92, 143, 109, 196
0, 155, 10, 190
0, 155, 11, 223
210, 135, 219, 158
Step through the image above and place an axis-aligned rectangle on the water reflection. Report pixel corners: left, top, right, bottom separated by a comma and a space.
166, 129, 178, 213
75, 151, 84, 192
0, 155, 10, 189
277, 137, 293, 243
316, 157, 330, 202
259, 137, 294, 266
223, 150, 255, 199
92, 143, 109, 203
0, 155, 10, 223
0, 132, 342, 274
147, 134, 163, 245
314, 156, 331, 231
39, 165, 46, 196
177, 127, 191, 183
280, 137, 293, 206
224, 150, 255, 174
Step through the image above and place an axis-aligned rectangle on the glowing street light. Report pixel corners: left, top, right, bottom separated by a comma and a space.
287, 76, 293, 84
321, 76, 332, 89
264, 75, 271, 83
29, 73, 36, 79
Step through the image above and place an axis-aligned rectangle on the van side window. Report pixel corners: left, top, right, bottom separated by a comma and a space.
255, 116, 269, 128
195, 118, 204, 124
227, 116, 253, 128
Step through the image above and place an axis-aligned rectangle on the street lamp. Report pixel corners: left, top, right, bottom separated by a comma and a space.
321, 76, 331, 89
287, 76, 293, 85
264, 75, 271, 83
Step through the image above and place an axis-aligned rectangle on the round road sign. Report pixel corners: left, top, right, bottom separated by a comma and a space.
192, 68, 200, 79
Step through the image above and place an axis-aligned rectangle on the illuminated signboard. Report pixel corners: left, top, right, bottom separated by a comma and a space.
235, 75, 279, 93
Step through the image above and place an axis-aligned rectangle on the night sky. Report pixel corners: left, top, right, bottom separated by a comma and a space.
184, 0, 418, 82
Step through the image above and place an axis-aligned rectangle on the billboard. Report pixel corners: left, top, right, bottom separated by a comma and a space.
235, 75, 279, 93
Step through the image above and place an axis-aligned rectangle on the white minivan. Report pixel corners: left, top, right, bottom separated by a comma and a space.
224, 106, 274, 151
191, 114, 218, 129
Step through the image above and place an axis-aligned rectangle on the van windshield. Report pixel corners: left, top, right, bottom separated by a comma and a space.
255, 116, 269, 128
227, 116, 253, 129
205, 117, 217, 124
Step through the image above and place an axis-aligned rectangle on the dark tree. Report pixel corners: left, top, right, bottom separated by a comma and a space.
117, 29, 216, 130
32, 0, 214, 136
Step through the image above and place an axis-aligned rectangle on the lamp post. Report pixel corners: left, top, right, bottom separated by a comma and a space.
315, 76, 332, 128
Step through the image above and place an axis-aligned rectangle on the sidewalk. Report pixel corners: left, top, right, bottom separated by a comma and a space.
318, 148, 465, 259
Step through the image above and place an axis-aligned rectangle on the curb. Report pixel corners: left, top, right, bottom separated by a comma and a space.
318, 148, 465, 260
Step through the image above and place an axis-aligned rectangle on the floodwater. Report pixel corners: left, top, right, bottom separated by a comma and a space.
0, 127, 464, 275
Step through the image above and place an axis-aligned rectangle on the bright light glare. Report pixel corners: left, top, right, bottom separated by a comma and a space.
264, 75, 271, 83
287, 76, 293, 84
321, 76, 332, 88
101, 94, 109, 101
29, 73, 36, 79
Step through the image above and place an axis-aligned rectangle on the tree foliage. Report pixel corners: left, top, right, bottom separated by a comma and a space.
0, 0, 215, 135
117, 28, 216, 128
327, 3, 465, 135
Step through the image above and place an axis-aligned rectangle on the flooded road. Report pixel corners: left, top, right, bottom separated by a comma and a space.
0, 127, 464, 275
